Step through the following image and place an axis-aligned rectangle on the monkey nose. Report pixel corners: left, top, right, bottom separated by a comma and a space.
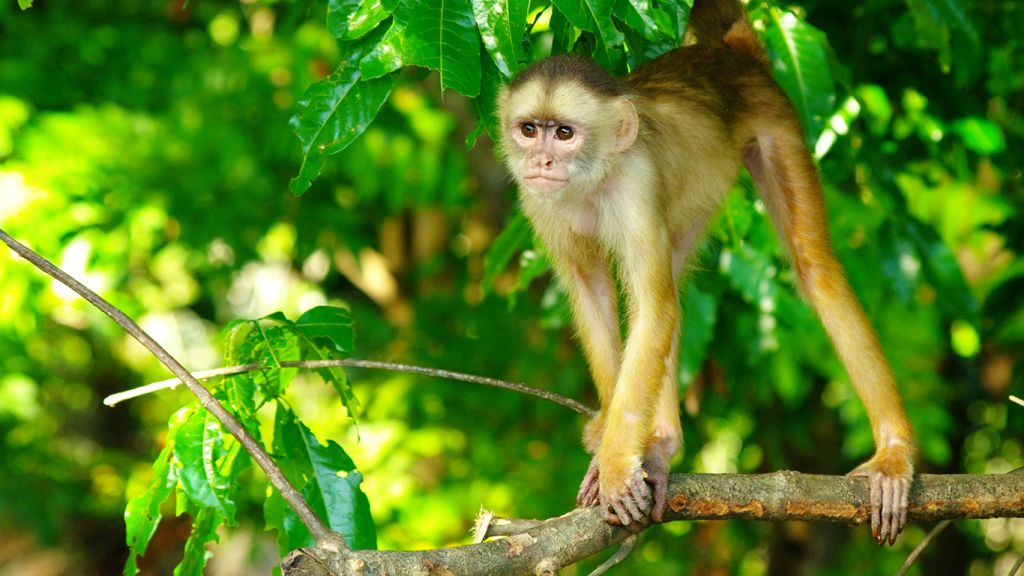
531, 156, 554, 169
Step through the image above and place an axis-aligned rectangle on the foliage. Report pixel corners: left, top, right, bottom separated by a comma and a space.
0, 0, 1022, 574
124, 306, 376, 576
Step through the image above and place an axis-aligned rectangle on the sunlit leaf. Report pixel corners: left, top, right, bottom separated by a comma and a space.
290, 30, 397, 195
173, 508, 222, 576
403, 0, 482, 95
952, 117, 1005, 154
296, 306, 355, 355
471, 0, 528, 77
172, 410, 237, 523
123, 443, 176, 576
855, 84, 892, 136
359, 18, 407, 79
269, 407, 377, 550
552, 0, 623, 49
762, 7, 835, 144
329, 0, 399, 39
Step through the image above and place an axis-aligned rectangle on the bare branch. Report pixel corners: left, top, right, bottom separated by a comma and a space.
282, 472, 1024, 576
0, 229, 343, 549
103, 359, 596, 416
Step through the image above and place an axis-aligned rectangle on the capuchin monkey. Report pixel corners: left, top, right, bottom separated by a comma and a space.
496, 0, 915, 544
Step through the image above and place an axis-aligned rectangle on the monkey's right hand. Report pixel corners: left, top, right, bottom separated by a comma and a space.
576, 453, 654, 526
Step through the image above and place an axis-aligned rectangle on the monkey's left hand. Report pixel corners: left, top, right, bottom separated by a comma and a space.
849, 444, 914, 545
576, 448, 671, 526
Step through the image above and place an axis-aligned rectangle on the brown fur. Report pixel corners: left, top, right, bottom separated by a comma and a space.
497, 0, 914, 543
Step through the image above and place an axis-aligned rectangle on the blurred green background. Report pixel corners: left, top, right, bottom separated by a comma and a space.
0, 0, 1022, 574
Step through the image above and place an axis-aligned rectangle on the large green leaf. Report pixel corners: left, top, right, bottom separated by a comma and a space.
172, 410, 237, 523
761, 7, 835, 144
295, 306, 361, 417
329, 0, 399, 40
295, 305, 355, 355
552, 0, 623, 49
123, 443, 176, 576
268, 407, 377, 551
403, 0, 482, 95
471, 0, 528, 77
289, 31, 397, 195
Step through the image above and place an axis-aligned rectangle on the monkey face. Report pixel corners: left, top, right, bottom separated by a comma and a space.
507, 119, 585, 194
497, 73, 637, 198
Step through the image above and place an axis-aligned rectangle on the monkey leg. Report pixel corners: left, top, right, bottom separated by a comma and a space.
745, 129, 915, 544
643, 324, 681, 522
591, 255, 678, 526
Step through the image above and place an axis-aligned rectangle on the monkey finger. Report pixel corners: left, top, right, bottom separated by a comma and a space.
898, 479, 909, 536
868, 473, 882, 541
647, 474, 668, 522
577, 463, 601, 506
577, 478, 599, 507
607, 498, 634, 526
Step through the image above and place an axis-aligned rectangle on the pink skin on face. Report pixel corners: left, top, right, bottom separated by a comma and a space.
511, 120, 584, 193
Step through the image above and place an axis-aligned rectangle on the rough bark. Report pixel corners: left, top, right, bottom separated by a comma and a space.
281, 471, 1024, 576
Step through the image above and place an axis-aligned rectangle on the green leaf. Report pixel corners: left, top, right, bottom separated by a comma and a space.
552, 0, 623, 49
173, 507, 222, 576
269, 407, 377, 550
296, 305, 355, 355
952, 117, 1005, 155
289, 31, 398, 195
905, 0, 980, 83
360, 18, 407, 79
471, 0, 528, 78
17, 0, 32, 8
482, 212, 533, 294
515, 247, 550, 294
294, 306, 360, 417
123, 443, 177, 576
403, 0, 482, 96
329, 0, 399, 39
902, 216, 979, 323
679, 285, 717, 386
172, 410, 237, 523
855, 84, 893, 136
470, 53, 504, 147
762, 7, 836, 144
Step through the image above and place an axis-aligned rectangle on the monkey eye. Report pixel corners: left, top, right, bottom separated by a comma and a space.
554, 126, 575, 141
520, 123, 538, 138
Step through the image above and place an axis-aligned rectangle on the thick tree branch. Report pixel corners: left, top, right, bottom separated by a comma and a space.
0, 229, 344, 550
282, 472, 1024, 576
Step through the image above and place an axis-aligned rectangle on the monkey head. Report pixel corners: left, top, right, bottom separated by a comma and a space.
497, 55, 638, 197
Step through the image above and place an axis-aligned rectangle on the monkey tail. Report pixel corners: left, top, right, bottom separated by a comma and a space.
687, 0, 768, 67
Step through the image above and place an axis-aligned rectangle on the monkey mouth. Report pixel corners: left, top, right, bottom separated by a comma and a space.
524, 175, 569, 192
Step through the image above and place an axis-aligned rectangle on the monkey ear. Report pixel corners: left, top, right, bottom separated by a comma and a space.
614, 98, 639, 153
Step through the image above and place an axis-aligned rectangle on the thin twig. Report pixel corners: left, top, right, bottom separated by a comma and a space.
1009, 555, 1024, 576
587, 534, 639, 576
0, 229, 344, 550
104, 358, 596, 416
895, 520, 950, 576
